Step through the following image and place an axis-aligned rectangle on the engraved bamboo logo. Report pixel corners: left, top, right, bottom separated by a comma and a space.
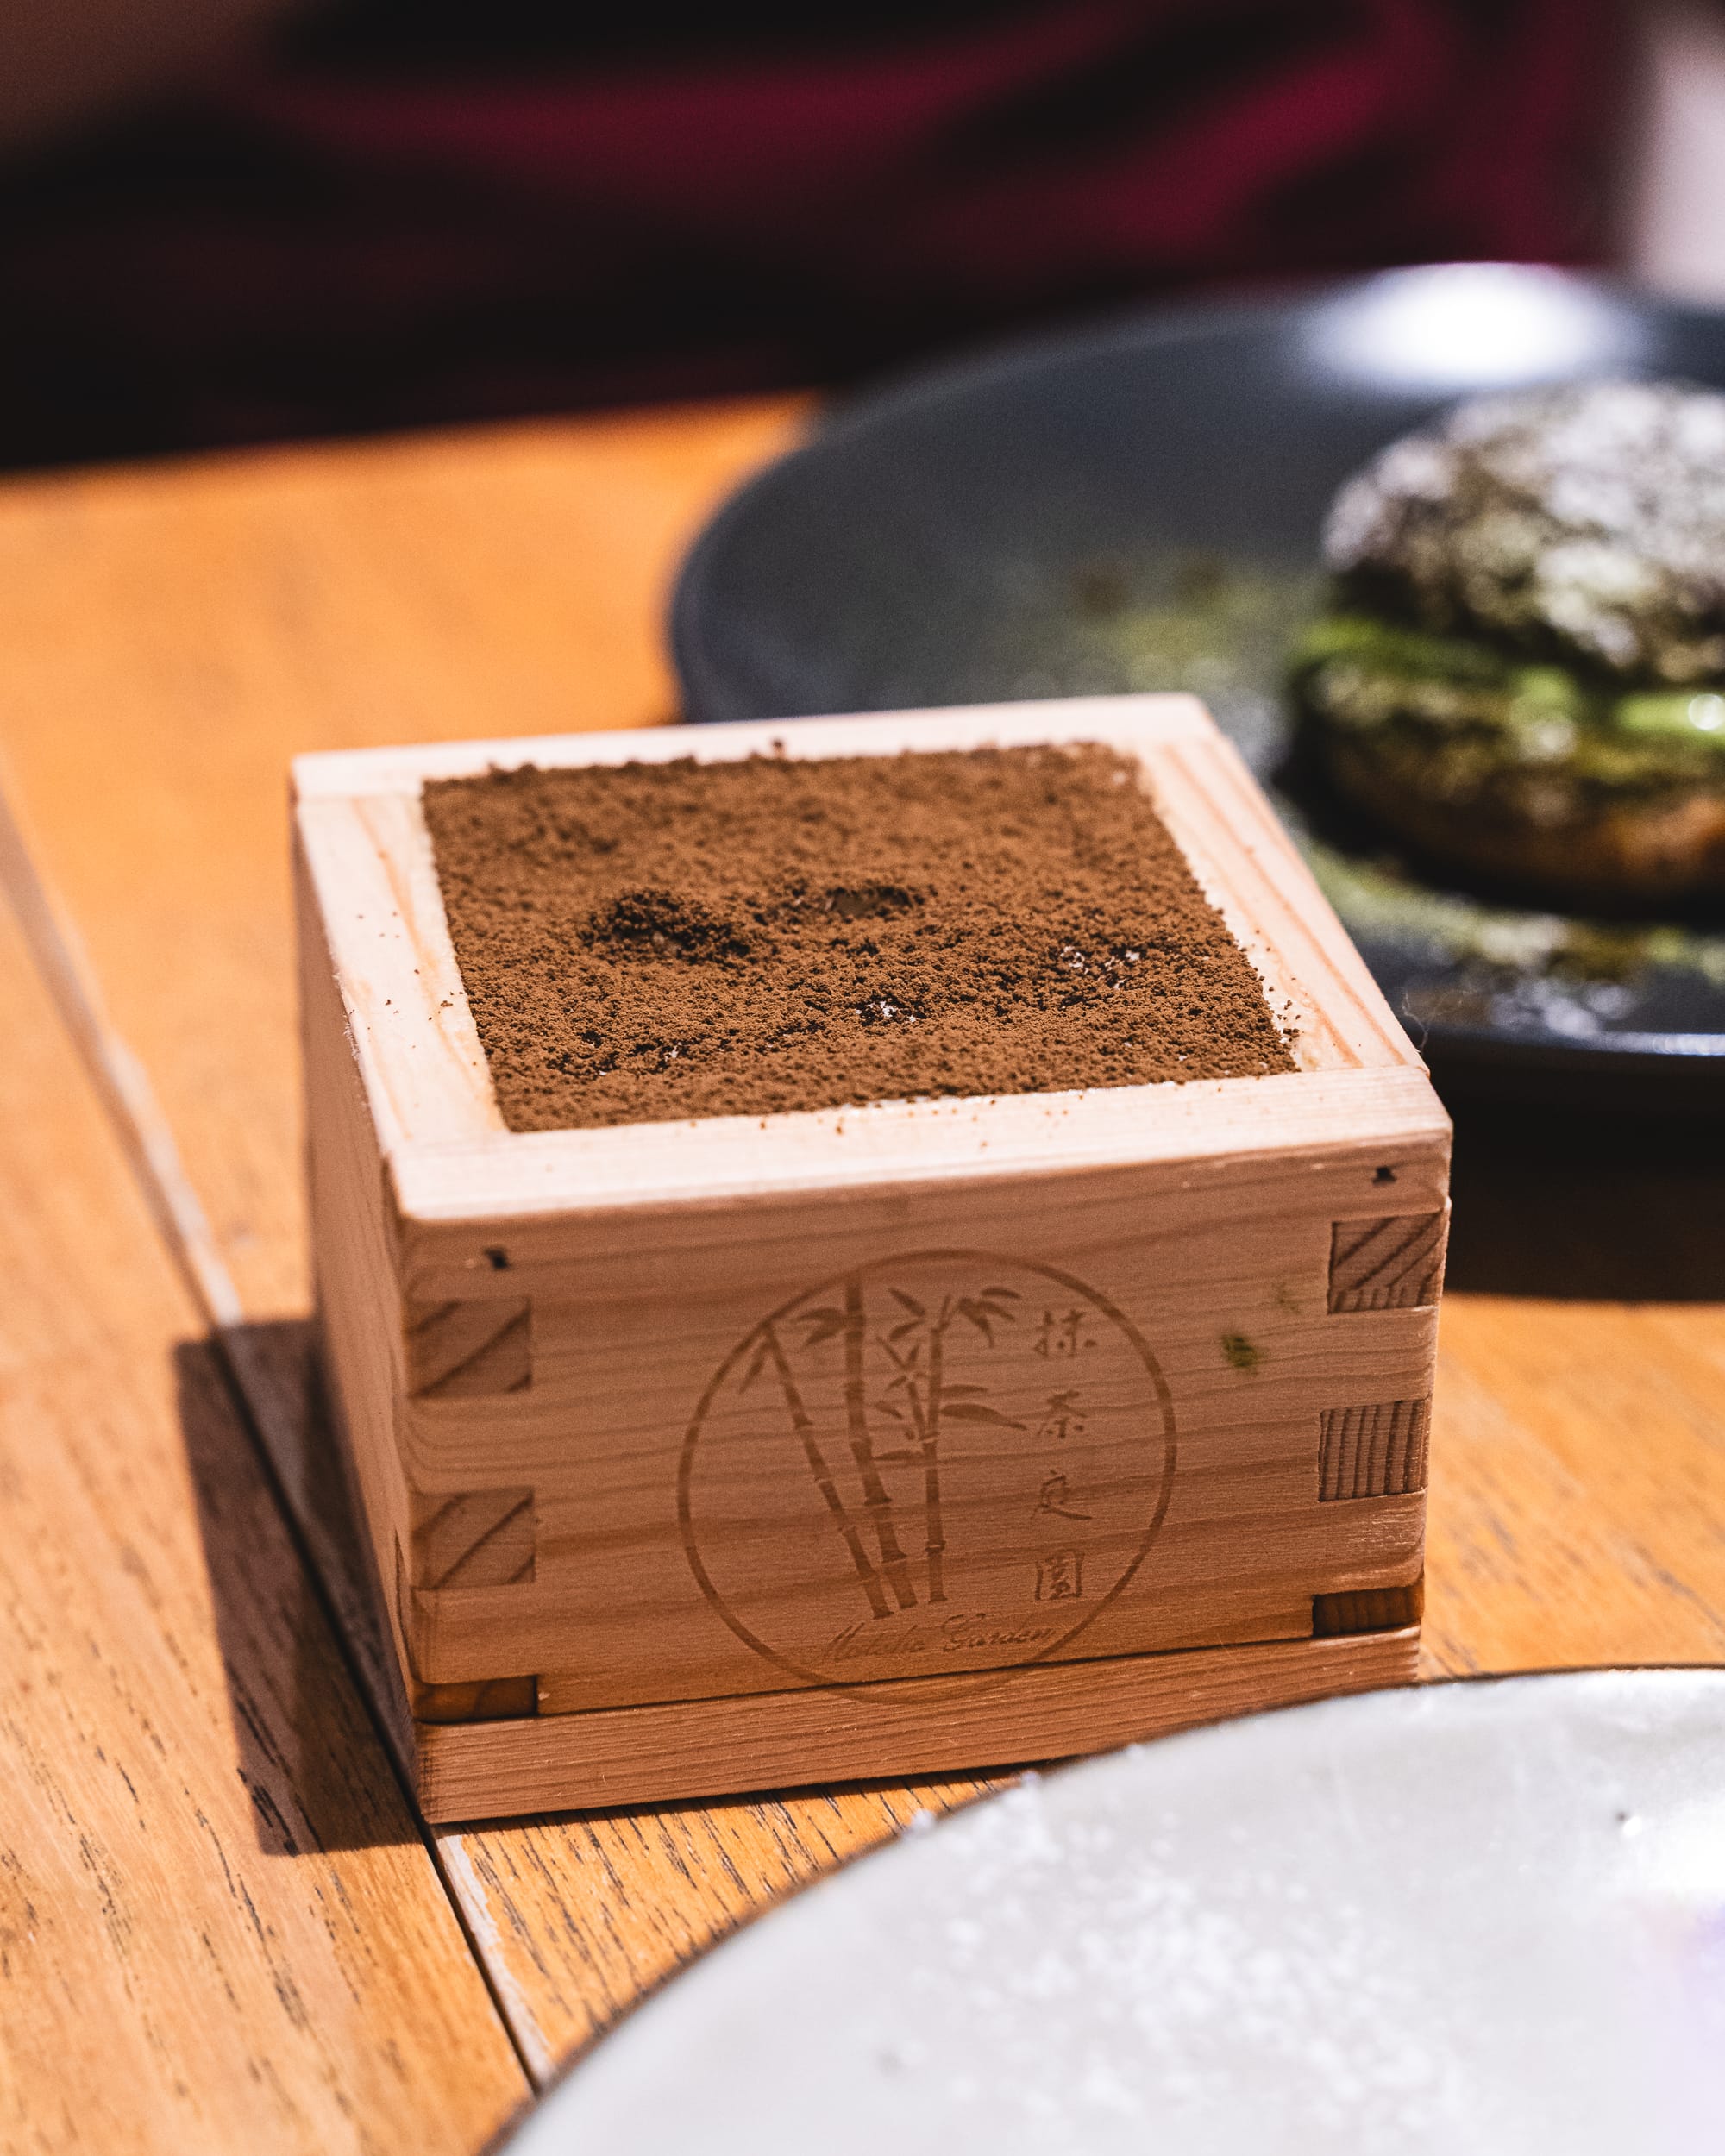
680, 1251, 1176, 1691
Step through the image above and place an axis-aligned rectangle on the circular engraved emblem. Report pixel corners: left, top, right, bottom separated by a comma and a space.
680, 1250, 1177, 1692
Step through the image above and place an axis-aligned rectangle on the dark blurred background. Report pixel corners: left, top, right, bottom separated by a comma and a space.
0, 0, 1705, 471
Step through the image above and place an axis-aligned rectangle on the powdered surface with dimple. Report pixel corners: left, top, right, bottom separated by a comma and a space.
422, 743, 1292, 1131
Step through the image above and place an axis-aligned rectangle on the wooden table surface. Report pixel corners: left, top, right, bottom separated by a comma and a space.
1, 398, 1722, 2153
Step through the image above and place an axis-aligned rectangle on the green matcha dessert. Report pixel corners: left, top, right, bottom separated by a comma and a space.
1290, 380, 1725, 904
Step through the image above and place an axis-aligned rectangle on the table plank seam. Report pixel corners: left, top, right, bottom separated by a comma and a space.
0, 765, 241, 1324
0, 767, 546, 2090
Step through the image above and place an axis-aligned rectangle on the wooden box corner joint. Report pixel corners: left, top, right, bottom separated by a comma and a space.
295, 697, 1450, 1821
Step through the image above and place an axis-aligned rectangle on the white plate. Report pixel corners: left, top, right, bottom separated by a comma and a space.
506, 1670, 1725, 2154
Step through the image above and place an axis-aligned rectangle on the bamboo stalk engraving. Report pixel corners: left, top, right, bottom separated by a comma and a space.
843, 1275, 919, 1611
794, 1268, 1026, 1613
869, 1310, 945, 1604
922, 1308, 948, 1605
865, 1277, 1022, 1613
740, 1269, 1077, 1623
754, 1323, 890, 1620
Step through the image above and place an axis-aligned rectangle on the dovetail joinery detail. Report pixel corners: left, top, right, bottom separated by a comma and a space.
410, 1675, 539, 1725
411, 1488, 536, 1589
405, 1297, 531, 1397
1327, 1211, 1446, 1313
1313, 1579, 1424, 1637
396, 1533, 539, 1725
1319, 1397, 1430, 1502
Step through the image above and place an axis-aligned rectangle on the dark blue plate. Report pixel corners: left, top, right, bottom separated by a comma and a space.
671, 265, 1725, 1105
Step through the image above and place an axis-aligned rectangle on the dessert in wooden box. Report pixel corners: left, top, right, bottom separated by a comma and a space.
294, 696, 1448, 1822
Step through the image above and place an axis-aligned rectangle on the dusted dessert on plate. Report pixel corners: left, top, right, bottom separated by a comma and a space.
1291, 379, 1725, 904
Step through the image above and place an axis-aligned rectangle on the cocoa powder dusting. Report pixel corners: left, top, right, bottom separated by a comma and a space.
422, 743, 1294, 1131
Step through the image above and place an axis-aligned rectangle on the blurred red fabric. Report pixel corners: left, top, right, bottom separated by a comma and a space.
0, 0, 1623, 465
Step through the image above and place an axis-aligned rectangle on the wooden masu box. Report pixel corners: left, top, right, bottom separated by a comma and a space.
294, 696, 1449, 1823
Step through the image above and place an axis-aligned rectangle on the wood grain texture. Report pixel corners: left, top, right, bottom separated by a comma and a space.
1319, 1396, 1430, 1501
1329, 1210, 1448, 1313
429, 1773, 995, 2067
423, 1628, 1420, 1821
1, 401, 1722, 2102
377, 1124, 1441, 1701
407, 1301, 532, 1401
413, 1488, 536, 1589
1314, 1582, 1425, 1635
1422, 1296, 1725, 1677
0, 849, 528, 2151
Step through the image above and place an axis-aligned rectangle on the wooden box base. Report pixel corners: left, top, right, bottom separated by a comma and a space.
410, 1626, 1421, 1822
